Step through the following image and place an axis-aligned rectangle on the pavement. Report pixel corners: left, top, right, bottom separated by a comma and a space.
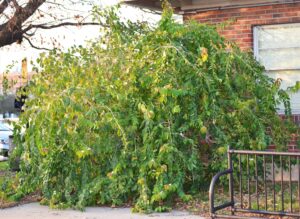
0, 155, 8, 161
0, 203, 206, 219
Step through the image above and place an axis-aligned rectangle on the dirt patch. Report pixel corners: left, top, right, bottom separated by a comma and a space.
0, 171, 7, 176
175, 198, 210, 218
0, 170, 15, 177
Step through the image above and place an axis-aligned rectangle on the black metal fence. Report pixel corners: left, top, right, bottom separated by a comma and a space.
209, 149, 300, 219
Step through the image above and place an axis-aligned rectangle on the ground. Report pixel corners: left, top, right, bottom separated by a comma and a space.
0, 155, 8, 162
0, 203, 206, 219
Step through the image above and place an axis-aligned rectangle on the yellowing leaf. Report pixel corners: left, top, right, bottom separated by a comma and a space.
172, 105, 181, 114
76, 150, 85, 159
201, 47, 208, 62
200, 126, 207, 134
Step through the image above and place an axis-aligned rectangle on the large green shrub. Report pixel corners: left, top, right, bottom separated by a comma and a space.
13, 5, 293, 212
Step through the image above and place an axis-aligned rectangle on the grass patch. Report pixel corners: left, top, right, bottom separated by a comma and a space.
0, 161, 9, 171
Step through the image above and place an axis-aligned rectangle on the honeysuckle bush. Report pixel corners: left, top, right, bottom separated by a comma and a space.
12, 5, 295, 212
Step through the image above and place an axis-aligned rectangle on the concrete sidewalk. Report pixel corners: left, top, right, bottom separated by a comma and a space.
0, 155, 8, 161
0, 203, 206, 219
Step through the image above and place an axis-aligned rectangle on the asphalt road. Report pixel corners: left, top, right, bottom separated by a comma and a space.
0, 203, 205, 219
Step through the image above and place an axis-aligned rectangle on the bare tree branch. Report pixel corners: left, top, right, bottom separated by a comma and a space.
23, 35, 51, 51
24, 21, 105, 32
0, 0, 11, 14
0, 0, 46, 47
11, 0, 21, 11
0, 0, 105, 49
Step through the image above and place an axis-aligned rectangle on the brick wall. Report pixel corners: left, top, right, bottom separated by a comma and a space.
184, 3, 300, 50
279, 114, 300, 152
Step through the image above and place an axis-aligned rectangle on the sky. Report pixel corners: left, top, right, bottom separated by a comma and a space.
0, 0, 177, 73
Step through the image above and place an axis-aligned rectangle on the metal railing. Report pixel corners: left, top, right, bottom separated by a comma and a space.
209, 149, 300, 219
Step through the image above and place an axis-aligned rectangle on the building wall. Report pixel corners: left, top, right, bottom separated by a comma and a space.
184, 3, 300, 50
0, 72, 34, 94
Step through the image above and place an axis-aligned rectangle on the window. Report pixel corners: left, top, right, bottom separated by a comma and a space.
253, 23, 300, 114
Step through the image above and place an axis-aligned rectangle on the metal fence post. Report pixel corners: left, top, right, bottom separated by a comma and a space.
228, 146, 234, 215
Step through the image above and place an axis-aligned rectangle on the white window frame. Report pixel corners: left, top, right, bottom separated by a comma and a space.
253, 23, 300, 114
253, 26, 259, 62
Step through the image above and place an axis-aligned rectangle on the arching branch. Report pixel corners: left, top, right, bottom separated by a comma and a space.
23, 36, 51, 51
23, 21, 106, 32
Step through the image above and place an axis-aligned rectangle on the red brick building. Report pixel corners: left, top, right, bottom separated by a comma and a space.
184, 3, 300, 50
